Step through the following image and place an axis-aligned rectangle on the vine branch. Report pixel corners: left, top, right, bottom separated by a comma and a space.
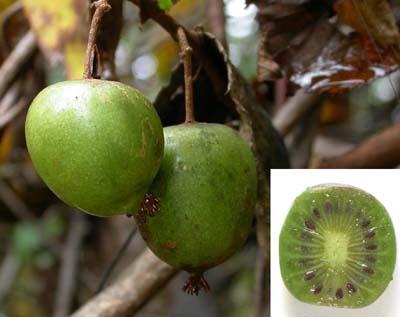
177, 27, 195, 124
83, 0, 111, 79
71, 248, 178, 317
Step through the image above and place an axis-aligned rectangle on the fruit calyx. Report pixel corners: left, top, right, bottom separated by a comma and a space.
182, 273, 210, 296
134, 192, 161, 223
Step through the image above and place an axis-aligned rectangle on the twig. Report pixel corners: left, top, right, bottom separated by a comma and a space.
286, 104, 321, 168
0, 1, 23, 54
206, 0, 227, 49
0, 179, 35, 220
177, 27, 195, 124
54, 212, 87, 317
0, 98, 27, 130
318, 122, 400, 168
0, 249, 20, 303
71, 248, 178, 317
83, 0, 111, 79
0, 31, 36, 100
255, 248, 267, 317
0, 80, 22, 114
96, 225, 138, 294
272, 89, 321, 137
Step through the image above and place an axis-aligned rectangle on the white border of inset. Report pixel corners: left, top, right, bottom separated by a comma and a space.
271, 169, 400, 317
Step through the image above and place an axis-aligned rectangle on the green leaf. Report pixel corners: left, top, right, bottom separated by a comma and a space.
12, 223, 42, 261
158, 0, 173, 10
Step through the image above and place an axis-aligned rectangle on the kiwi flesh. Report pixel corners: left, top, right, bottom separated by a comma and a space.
279, 184, 396, 308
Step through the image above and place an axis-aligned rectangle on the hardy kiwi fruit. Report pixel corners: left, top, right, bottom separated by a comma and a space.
136, 123, 257, 295
279, 184, 396, 308
25, 79, 164, 217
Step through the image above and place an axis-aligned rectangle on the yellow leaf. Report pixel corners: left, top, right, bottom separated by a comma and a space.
0, 0, 14, 14
22, 0, 88, 79
64, 38, 86, 79
22, 0, 86, 51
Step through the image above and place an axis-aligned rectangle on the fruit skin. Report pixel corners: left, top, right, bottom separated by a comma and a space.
137, 123, 257, 272
25, 79, 164, 216
279, 184, 396, 309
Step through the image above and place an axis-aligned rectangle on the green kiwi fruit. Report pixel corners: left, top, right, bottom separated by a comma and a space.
279, 183, 396, 308
25, 79, 164, 217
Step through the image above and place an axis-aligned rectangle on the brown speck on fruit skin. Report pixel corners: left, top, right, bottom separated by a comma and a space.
182, 273, 210, 296
136, 193, 161, 224
164, 240, 177, 249
194, 224, 200, 231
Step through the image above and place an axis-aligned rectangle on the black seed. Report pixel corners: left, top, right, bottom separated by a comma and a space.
313, 284, 323, 294
336, 288, 344, 300
312, 208, 321, 218
304, 220, 315, 230
362, 266, 374, 274
365, 255, 376, 263
347, 283, 356, 293
324, 201, 332, 213
366, 244, 378, 250
365, 228, 376, 239
304, 270, 316, 281
361, 220, 371, 228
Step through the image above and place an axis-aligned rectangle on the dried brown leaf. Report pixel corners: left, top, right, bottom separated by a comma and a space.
256, 1, 400, 94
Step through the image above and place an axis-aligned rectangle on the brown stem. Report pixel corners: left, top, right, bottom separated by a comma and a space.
177, 27, 195, 124
83, 0, 111, 79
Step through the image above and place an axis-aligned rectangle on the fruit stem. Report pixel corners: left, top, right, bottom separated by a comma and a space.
177, 27, 196, 124
83, 0, 111, 79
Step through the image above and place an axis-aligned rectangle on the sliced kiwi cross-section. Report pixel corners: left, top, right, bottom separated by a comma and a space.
279, 184, 396, 308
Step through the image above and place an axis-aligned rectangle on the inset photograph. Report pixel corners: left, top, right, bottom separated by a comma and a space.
271, 169, 400, 317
